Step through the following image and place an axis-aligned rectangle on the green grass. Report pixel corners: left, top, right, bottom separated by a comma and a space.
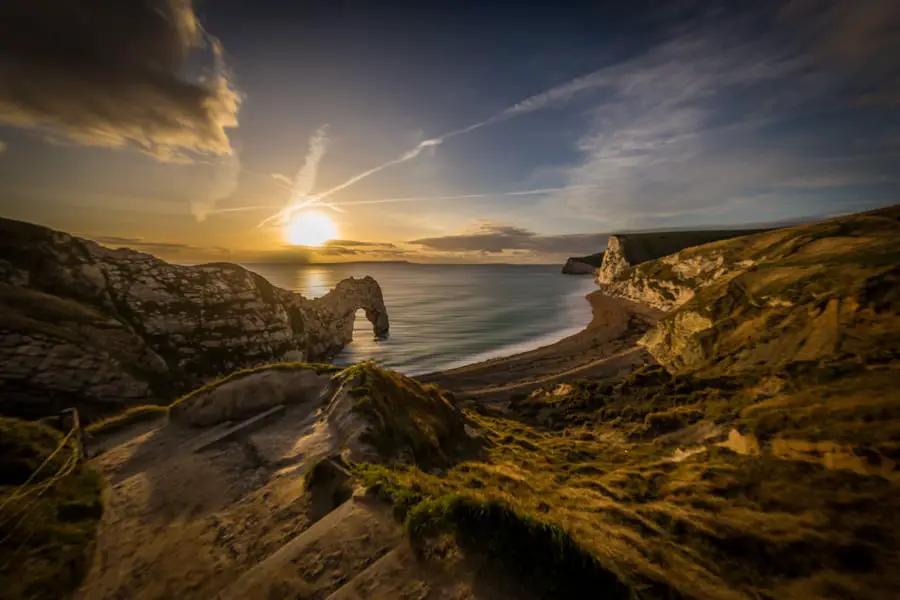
0, 418, 104, 600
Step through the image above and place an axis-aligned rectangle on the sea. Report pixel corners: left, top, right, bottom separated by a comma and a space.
244, 262, 598, 376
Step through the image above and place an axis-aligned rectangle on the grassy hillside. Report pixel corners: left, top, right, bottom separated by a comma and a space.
350, 207, 900, 600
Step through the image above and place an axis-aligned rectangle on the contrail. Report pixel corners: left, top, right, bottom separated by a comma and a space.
258, 125, 330, 227
258, 66, 614, 226
291, 125, 329, 197
217, 185, 588, 218
328, 185, 591, 207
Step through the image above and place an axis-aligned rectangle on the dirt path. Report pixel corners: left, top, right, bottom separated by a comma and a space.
418, 292, 663, 398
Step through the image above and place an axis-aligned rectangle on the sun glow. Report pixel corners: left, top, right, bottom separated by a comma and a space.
284, 210, 338, 246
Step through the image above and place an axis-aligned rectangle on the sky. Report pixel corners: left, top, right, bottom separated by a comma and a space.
0, 0, 898, 264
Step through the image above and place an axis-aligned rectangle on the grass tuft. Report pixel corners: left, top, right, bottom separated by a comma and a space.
0, 418, 104, 600
85, 404, 168, 436
337, 363, 471, 467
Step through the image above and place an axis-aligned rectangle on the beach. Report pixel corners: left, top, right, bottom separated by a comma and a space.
418, 291, 665, 400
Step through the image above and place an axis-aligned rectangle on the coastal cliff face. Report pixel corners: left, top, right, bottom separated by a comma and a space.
596, 229, 765, 290
598, 208, 900, 375
0, 218, 389, 418
598, 237, 748, 310
561, 252, 604, 275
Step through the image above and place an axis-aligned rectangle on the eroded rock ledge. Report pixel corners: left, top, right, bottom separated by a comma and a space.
0, 218, 389, 418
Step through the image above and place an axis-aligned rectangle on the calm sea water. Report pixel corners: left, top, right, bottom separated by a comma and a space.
244, 263, 597, 375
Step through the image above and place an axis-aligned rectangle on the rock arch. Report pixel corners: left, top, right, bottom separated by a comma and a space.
292, 276, 390, 360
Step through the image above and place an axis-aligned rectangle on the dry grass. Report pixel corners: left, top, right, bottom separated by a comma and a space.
346, 207, 900, 599
0, 418, 104, 600
338, 363, 473, 468
353, 368, 900, 599
85, 404, 169, 436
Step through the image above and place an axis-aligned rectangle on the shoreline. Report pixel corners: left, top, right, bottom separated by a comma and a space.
417, 290, 665, 400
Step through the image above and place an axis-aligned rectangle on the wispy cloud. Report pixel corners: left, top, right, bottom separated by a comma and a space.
541, 14, 900, 230
191, 150, 242, 222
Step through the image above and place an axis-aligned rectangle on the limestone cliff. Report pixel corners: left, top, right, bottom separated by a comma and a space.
607, 207, 900, 374
561, 252, 604, 275
0, 218, 389, 419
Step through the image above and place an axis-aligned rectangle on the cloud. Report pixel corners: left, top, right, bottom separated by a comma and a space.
544, 11, 900, 229
324, 239, 397, 249
315, 246, 362, 257
0, 0, 241, 159
192, 151, 242, 221
411, 223, 608, 255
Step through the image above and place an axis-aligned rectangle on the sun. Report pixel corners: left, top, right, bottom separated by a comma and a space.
284, 210, 338, 247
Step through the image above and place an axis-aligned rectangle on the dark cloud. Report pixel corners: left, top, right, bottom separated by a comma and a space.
411, 223, 608, 255
0, 0, 240, 160
324, 239, 397, 249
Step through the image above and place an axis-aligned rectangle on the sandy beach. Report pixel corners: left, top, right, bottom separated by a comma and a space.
418, 291, 664, 400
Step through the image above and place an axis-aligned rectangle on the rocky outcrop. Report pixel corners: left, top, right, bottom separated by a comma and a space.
561, 252, 604, 275
599, 246, 746, 311
172, 362, 470, 467
596, 229, 765, 286
0, 218, 389, 419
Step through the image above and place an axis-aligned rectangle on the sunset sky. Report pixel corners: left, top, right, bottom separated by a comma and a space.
0, 1, 898, 264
